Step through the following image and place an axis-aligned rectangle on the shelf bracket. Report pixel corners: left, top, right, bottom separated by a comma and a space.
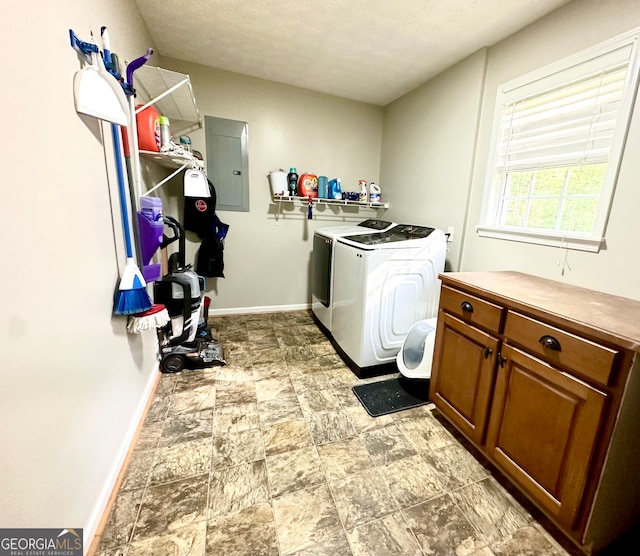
142, 162, 189, 196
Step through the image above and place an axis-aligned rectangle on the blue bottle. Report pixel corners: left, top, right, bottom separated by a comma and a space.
328, 178, 342, 200
318, 176, 328, 198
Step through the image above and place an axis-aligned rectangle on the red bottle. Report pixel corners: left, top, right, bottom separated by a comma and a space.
298, 174, 318, 198
136, 104, 161, 152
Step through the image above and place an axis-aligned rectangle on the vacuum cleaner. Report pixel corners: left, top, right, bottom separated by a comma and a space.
154, 216, 225, 373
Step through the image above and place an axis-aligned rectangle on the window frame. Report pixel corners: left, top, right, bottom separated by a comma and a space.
477, 28, 640, 253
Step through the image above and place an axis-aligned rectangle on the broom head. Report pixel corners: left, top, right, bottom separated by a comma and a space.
115, 258, 153, 315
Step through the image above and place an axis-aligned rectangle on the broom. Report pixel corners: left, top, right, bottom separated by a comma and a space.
112, 121, 153, 315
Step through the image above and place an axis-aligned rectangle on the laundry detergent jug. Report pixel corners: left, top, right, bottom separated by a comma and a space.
369, 182, 381, 203
328, 178, 342, 200
298, 173, 318, 198
136, 104, 161, 152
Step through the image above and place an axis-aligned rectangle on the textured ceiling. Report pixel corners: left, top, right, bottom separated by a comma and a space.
134, 0, 572, 106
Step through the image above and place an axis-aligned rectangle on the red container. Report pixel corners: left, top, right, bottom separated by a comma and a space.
136, 104, 161, 152
298, 173, 318, 198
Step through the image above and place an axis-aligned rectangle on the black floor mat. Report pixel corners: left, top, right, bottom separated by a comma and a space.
352, 377, 431, 417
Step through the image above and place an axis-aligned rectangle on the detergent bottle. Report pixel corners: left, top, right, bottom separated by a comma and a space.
287, 168, 298, 196
369, 182, 381, 203
136, 104, 161, 152
328, 178, 342, 200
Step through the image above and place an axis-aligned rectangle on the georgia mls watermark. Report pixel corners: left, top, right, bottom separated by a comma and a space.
0, 529, 82, 556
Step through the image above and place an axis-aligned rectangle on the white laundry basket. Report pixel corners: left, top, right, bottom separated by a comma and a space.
396, 317, 438, 380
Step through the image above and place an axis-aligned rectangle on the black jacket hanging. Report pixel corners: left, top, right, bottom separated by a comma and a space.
185, 178, 229, 278
195, 215, 229, 278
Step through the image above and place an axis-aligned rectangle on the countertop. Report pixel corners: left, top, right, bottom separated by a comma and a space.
439, 271, 640, 353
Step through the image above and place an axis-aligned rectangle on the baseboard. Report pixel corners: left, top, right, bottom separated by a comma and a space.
84, 363, 161, 555
208, 302, 310, 316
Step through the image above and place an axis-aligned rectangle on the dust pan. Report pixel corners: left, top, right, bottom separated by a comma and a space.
73, 49, 129, 126
184, 168, 210, 197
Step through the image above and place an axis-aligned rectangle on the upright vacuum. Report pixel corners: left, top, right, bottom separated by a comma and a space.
154, 216, 225, 373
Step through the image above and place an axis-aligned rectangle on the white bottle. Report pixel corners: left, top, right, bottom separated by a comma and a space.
358, 180, 368, 202
369, 182, 381, 203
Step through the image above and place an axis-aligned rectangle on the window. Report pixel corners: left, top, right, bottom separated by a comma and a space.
477, 29, 640, 252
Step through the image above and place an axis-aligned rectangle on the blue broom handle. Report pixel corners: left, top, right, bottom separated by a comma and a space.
111, 123, 134, 258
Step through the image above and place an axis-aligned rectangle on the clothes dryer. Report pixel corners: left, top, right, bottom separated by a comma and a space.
331, 225, 446, 373
311, 219, 395, 332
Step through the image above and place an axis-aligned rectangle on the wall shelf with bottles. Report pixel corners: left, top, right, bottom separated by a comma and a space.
271, 195, 389, 210
133, 66, 202, 134
270, 194, 389, 223
131, 66, 203, 198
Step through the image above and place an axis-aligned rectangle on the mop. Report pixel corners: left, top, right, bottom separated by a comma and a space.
127, 303, 170, 333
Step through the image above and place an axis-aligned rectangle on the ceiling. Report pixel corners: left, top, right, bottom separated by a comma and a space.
135, 0, 573, 106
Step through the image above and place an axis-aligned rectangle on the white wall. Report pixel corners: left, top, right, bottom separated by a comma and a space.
380, 49, 487, 271
0, 0, 160, 547
460, 0, 640, 299
152, 58, 384, 312
382, 0, 640, 301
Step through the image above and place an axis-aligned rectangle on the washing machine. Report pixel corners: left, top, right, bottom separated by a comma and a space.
312, 219, 395, 332
331, 225, 446, 373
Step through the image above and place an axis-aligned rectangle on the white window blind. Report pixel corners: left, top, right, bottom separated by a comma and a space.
497, 46, 631, 174
478, 31, 640, 252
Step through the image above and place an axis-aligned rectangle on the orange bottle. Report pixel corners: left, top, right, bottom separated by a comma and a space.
297, 173, 318, 198
136, 104, 161, 152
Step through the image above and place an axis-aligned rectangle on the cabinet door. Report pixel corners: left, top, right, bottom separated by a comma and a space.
486, 344, 607, 528
430, 312, 499, 445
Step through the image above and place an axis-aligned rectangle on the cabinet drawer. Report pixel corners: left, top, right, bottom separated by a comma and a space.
440, 286, 503, 333
504, 311, 618, 386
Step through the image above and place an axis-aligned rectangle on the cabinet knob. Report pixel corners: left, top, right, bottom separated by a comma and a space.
484, 346, 493, 359
498, 354, 507, 367
539, 335, 562, 351
460, 301, 474, 313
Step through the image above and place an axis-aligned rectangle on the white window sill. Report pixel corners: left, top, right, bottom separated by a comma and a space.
475, 225, 604, 253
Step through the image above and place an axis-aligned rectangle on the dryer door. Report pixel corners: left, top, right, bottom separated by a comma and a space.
377, 261, 430, 353
312, 233, 332, 307
373, 251, 442, 358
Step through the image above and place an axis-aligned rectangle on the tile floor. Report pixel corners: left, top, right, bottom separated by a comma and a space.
96, 310, 587, 556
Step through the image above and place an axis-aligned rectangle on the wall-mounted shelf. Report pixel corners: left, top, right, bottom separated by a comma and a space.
139, 150, 204, 196
133, 66, 202, 134
139, 150, 204, 169
130, 66, 203, 198
271, 195, 389, 210
270, 194, 388, 223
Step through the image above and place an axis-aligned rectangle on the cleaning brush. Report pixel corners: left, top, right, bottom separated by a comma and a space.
127, 304, 170, 334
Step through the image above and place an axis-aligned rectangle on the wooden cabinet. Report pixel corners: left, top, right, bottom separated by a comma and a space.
486, 343, 607, 527
431, 312, 499, 445
429, 271, 640, 554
